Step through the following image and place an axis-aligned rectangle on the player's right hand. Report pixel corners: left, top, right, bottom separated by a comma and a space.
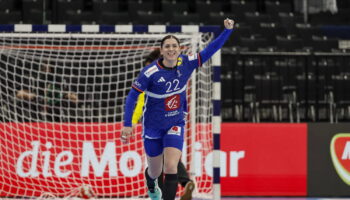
121, 126, 133, 144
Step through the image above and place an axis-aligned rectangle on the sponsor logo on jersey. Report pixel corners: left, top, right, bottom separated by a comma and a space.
165, 94, 180, 111
144, 65, 159, 78
167, 126, 181, 136
188, 53, 197, 61
134, 80, 142, 88
165, 110, 179, 117
157, 77, 166, 83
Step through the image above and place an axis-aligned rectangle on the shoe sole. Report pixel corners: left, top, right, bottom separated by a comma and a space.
180, 181, 195, 200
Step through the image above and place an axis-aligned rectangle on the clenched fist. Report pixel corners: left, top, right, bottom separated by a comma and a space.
224, 18, 234, 29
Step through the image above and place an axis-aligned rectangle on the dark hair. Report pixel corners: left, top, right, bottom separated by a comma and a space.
144, 49, 161, 65
160, 35, 180, 48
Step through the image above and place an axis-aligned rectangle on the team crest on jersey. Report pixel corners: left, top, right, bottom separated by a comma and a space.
144, 65, 159, 78
167, 126, 181, 136
165, 94, 180, 111
188, 53, 197, 61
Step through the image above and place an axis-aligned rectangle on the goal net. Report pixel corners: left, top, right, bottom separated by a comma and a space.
0, 30, 215, 198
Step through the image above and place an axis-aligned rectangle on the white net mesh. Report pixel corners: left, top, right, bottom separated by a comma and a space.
0, 32, 214, 198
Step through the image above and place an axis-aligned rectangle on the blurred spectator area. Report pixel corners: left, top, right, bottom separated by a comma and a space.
0, 0, 346, 26
221, 50, 350, 123
0, 0, 349, 48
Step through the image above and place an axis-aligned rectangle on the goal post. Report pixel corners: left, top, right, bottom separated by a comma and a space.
0, 24, 222, 199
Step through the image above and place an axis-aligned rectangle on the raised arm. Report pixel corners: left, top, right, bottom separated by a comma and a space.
199, 18, 235, 64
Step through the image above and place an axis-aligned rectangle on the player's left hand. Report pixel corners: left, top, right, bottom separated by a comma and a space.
121, 126, 133, 144
224, 18, 234, 29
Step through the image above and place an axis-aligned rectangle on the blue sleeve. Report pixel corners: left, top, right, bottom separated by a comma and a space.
199, 28, 233, 64
123, 88, 141, 127
132, 65, 155, 92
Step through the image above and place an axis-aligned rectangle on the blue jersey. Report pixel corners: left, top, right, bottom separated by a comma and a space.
123, 28, 233, 137
132, 54, 200, 131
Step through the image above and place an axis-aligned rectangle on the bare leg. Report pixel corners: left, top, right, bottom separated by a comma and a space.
145, 154, 163, 200
146, 154, 163, 179
163, 147, 182, 200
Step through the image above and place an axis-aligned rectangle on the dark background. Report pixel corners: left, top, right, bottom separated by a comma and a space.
308, 123, 350, 196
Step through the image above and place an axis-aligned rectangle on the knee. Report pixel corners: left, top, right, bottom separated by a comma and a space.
147, 166, 163, 178
163, 160, 178, 174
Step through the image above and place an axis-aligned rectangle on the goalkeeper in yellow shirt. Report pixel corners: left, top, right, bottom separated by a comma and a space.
131, 49, 195, 200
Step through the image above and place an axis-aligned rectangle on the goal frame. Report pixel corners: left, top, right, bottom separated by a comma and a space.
0, 24, 222, 200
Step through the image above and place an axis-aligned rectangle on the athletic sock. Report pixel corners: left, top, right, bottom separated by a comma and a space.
145, 168, 157, 193
157, 171, 164, 193
163, 173, 178, 200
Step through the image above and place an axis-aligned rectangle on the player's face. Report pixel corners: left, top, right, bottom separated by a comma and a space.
161, 38, 181, 63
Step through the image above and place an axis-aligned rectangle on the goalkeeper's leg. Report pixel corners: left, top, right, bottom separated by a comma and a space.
178, 161, 195, 200
178, 161, 191, 187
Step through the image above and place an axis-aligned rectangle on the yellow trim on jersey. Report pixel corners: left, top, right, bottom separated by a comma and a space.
177, 57, 182, 66
132, 92, 145, 124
